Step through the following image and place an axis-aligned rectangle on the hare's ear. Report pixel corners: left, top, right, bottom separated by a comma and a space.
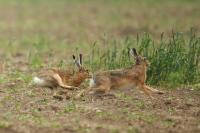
79, 54, 83, 65
72, 55, 76, 60
130, 48, 138, 57
73, 55, 81, 67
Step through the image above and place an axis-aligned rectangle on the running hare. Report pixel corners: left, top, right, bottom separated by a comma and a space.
76, 48, 163, 98
33, 54, 90, 89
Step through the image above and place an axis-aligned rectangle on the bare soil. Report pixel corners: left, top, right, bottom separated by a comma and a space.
0, 77, 200, 133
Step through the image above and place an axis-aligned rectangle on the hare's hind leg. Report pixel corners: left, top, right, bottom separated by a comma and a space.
145, 85, 164, 94
137, 83, 152, 97
52, 74, 79, 90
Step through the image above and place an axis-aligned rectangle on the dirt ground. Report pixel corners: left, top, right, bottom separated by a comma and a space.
0, 73, 200, 133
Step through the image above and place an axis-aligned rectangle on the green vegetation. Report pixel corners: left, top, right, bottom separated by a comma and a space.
2, 30, 199, 88
86, 29, 200, 87
64, 101, 77, 113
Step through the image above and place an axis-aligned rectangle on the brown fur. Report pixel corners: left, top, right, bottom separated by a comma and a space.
76, 48, 163, 98
34, 54, 90, 90
53, 67, 90, 87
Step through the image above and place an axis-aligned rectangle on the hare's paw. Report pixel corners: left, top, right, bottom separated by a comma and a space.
156, 90, 164, 95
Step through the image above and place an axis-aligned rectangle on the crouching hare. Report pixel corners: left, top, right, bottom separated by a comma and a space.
33, 54, 91, 90
76, 48, 163, 98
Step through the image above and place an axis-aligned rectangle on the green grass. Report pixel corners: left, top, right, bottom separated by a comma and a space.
84, 29, 200, 87
0, 121, 11, 128
1, 29, 199, 88
127, 126, 140, 133
2, 29, 199, 88
162, 118, 176, 127
63, 101, 77, 113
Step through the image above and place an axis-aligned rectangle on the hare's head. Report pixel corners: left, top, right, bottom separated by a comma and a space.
73, 54, 91, 78
130, 48, 150, 67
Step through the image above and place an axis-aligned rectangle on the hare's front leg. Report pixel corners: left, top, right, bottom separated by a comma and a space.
52, 73, 79, 90
90, 85, 110, 94
75, 85, 110, 99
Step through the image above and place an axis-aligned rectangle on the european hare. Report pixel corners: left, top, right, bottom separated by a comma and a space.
76, 48, 163, 98
33, 54, 90, 90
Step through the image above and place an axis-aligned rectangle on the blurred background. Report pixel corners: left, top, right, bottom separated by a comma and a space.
0, 0, 199, 43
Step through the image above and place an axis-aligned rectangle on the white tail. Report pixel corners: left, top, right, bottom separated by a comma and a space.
32, 76, 46, 87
